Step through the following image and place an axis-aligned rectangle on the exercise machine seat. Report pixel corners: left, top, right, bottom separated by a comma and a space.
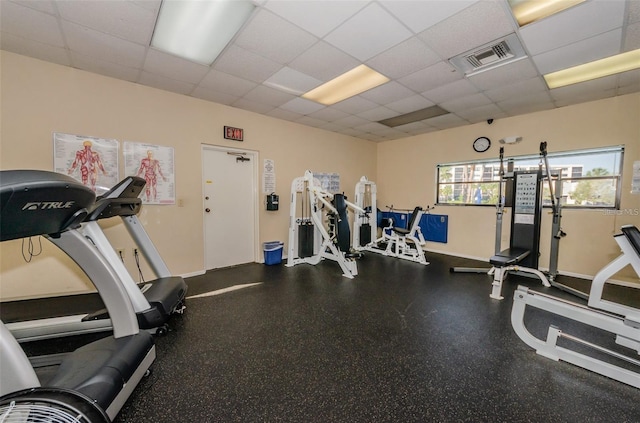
48, 331, 153, 410
489, 248, 531, 267
392, 207, 421, 236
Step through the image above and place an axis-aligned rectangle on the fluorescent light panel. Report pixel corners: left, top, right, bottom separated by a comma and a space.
544, 49, 640, 89
508, 0, 585, 26
151, 0, 255, 65
302, 65, 390, 106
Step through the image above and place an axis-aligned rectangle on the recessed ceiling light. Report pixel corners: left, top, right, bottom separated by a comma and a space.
508, 0, 586, 26
151, 0, 255, 65
544, 49, 640, 89
302, 65, 390, 106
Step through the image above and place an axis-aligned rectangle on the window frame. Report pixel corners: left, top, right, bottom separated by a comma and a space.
436, 146, 624, 209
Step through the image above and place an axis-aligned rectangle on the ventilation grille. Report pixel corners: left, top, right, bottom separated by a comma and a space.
466, 41, 513, 68
449, 33, 526, 76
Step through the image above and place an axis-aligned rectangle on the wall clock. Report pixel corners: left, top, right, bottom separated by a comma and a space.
473, 136, 491, 153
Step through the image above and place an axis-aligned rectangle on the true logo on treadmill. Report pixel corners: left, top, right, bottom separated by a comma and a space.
22, 201, 75, 211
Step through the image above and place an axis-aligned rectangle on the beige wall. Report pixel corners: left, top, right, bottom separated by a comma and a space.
0, 51, 376, 299
377, 93, 640, 281
1, 51, 638, 300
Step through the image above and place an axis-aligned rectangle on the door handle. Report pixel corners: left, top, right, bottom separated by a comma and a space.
205, 208, 211, 213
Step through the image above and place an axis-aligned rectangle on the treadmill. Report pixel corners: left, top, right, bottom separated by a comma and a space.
0, 170, 155, 421
5, 176, 187, 342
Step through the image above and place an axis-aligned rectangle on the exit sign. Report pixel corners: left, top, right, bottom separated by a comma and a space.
224, 126, 244, 141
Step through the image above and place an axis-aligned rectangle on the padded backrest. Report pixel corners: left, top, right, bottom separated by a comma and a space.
407, 207, 423, 230
332, 194, 351, 252
0, 170, 95, 241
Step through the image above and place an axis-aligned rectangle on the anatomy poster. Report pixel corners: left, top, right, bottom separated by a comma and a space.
124, 142, 175, 205
53, 132, 119, 193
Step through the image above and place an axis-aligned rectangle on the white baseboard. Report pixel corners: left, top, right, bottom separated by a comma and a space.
180, 269, 206, 278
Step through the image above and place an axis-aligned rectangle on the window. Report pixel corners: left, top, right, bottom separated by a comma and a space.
436, 146, 624, 208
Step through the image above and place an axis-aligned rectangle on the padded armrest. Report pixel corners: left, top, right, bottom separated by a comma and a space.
490, 248, 530, 267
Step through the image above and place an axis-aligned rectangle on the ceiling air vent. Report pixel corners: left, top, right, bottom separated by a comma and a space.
449, 33, 527, 76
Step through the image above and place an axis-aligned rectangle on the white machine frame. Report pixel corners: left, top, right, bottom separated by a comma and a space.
357, 202, 428, 266
352, 176, 377, 251
286, 171, 364, 279
511, 225, 640, 389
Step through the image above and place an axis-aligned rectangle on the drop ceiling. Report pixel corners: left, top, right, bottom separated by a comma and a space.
1, 0, 639, 142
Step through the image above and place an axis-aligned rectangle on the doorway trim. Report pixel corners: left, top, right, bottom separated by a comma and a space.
201, 143, 260, 269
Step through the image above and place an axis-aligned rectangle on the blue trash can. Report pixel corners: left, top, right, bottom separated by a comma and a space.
263, 241, 284, 265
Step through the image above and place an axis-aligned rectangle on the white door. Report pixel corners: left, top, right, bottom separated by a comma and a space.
202, 145, 256, 270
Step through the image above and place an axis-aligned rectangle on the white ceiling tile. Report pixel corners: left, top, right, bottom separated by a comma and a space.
138, 71, 195, 95
468, 58, 538, 91
381, 0, 479, 34
498, 91, 554, 110
144, 49, 210, 84
62, 20, 146, 68
427, 113, 469, 130
366, 37, 440, 79
423, 79, 479, 104
235, 9, 318, 64
264, 0, 367, 38
199, 70, 258, 97
1, 1, 65, 47
213, 45, 282, 83
57, 0, 157, 45
263, 67, 322, 95
131, 1, 161, 14
288, 41, 360, 82
354, 121, 389, 133
385, 95, 435, 114
336, 127, 369, 137
532, 29, 623, 75
359, 81, 416, 104
295, 116, 327, 128
280, 97, 326, 114
10, 0, 57, 14
624, 21, 640, 51
266, 107, 304, 122
232, 98, 276, 114
617, 69, 640, 92
356, 106, 399, 121
1, 32, 70, 66
483, 77, 548, 102
70, 51, 140, 82
242, 85, 296, 107
454, 103, 505, 122
440, 93, 492, 112
418, 1, 514, 59
333, 115, 371, 128
307, 108, 350, 122
549, 75, 618, 105
331, 96, 379, 114
519, 0, 626, 56
324, 2, 413, 61
191, 86, 240, 106
392, 120, 431, 133
399, 61, 461, 93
